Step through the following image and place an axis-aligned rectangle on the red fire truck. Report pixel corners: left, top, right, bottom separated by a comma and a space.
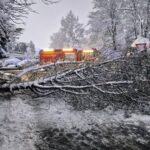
39, 48, 97, 65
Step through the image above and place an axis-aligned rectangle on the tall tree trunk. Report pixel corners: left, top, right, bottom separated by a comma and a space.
144, 0, 150, 37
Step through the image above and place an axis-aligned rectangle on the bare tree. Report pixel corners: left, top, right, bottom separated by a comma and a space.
0, 0, 60, 50
88, 0, 123, 51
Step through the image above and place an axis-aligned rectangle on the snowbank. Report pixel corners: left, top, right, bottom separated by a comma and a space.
1, 56, 38, 68
17, 59, 38, 67
3, 57, 21, 67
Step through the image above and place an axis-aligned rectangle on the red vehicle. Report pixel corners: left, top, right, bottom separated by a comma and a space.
62, 48, 77, 61
39, 49, 63, 65
39, 48, 97, 65
77, 48, 97, 61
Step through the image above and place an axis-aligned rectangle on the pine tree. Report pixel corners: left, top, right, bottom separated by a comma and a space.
50, 11, 85, 48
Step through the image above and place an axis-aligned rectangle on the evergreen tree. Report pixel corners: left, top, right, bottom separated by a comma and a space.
0, 0, 59, 51
50, 31, 65, 48
50, 11, 85, 48
28, 41, 35, 54
15, 42, 27, 53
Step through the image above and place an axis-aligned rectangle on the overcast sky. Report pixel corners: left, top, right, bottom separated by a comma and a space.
18, 0, 93, 49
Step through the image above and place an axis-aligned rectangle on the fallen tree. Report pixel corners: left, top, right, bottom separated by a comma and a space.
0, 56, 149, 112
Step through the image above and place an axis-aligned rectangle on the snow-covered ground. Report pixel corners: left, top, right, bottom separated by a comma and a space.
0, 94, 150, 150
0, 56, 38, 69
0, 95, 36, 150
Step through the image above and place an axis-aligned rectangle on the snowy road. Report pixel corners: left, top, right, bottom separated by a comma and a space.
0, 95, 36, 150
0, 94, 150, 150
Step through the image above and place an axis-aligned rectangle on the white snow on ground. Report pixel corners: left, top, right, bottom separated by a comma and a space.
33, 99, 124, 130
0, 95, 37, 150
35, 100, 150, 131
125, 114, 150, 128
3, 57, 21, 67
17, 58, 38, 67
0, 56, 38, 69
0, 94, 150, 150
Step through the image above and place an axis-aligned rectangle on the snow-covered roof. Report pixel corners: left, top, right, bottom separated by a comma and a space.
131, 36, 150, 48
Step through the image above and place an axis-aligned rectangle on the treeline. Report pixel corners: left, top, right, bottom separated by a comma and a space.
50, 0, 150, 55
1, 0, 150, 55
0, 0, 58, 51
